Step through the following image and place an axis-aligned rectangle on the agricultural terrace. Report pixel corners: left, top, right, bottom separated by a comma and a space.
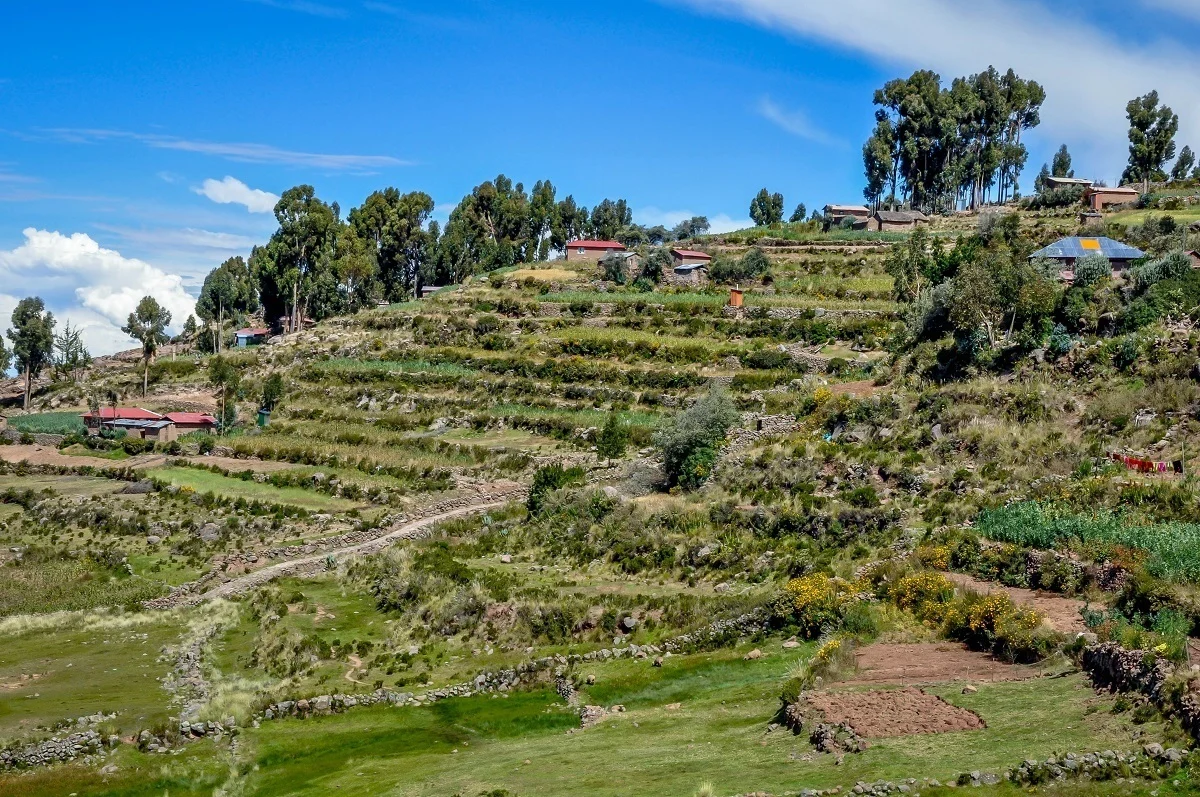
5, 214, 1200, 796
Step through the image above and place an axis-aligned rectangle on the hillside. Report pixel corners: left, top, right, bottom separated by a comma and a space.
4, 205, 1200, 797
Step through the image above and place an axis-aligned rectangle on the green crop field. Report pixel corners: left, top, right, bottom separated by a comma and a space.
146, 466, 366, 513
5, 412, 87, 435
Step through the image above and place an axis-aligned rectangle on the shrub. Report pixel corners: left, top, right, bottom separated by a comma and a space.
1072, 254, 1112, 289
596, 413, 630, 461
527, 463, 585, 514
654, 388, 740, 489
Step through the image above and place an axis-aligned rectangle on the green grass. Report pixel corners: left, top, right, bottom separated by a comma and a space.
538, 289, 901, 313
199, 644, 1154, 796
59, 443, 131, 461
309, 358, 477, 377
0, 473, 129, 498
147, 466, 365, 513
4, 411, 86, 435
0, 614, 184, 741
0, 559, 167, 617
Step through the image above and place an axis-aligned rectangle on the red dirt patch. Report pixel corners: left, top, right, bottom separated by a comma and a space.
944, 572, 1091, 634
828, 380, 879, 398
846, 642, 1041, 686
806, 687, 985, 737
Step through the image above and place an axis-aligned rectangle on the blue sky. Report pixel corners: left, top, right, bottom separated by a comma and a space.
2, 0, 1198, 354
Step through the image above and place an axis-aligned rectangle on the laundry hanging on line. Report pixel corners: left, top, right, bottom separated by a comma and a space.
1108, 452, 1183, 474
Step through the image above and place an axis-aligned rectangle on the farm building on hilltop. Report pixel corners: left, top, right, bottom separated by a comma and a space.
1030, 236, 1146, 275
565, 240, 626, 264
164, 412, 218, 434
671, 249, 712, 267
1043, 177, 1094, 191
1083, 186, 1140, 211
823, 204, 871, 226
867, 210, 929, 232
234, 327, 269, 347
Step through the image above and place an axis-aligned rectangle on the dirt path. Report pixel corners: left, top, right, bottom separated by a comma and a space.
149, 494, 523, 608
944, 572, 1092, 634
0, 444, 166, 469
845, 642, 1043, 686
344, 654, 367, 684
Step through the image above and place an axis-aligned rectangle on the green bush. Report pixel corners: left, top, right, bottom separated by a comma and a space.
654, 388, 740, 489
527, 463, 585, 514
1072, 254, 1112, 289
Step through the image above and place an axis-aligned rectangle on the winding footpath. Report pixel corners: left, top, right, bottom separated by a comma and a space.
146, 487, 526, 609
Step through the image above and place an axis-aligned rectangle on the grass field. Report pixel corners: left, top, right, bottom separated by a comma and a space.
0, 613, 184, 740
0, 473, 129, 498
147, 466, 365, 513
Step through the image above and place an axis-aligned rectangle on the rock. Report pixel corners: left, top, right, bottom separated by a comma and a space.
197, 523, 221, 542
621, 616, 637, 631
146, 535, 162, 545
782, 639, 800, 650
743, 649, 764, 660
602, 486, 620, 500
961, 685, 978, 695
930, 424, 944, 440
585, 674, 596, 685
665, 702, 681, 711
499, 554, 512, 564
653, 656, 664, 667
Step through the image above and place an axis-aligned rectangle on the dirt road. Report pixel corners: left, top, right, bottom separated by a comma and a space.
944, 572, 1093, 634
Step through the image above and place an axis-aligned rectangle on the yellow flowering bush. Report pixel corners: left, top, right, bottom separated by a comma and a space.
916, 544, 951, 571
889, 571, 955, 615
782, 574, 857, 638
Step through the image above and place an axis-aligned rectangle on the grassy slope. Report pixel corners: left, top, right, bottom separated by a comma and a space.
147, 466, 365, 513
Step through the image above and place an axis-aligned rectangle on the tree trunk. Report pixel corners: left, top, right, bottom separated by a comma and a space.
23, 367, 30, 411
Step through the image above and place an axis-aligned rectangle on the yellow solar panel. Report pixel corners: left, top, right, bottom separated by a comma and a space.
1081, 239, 1100, 250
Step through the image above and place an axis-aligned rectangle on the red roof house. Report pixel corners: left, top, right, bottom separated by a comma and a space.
671, 249, 713, 265
164, 412, 218, 433
565, 240, 627, 263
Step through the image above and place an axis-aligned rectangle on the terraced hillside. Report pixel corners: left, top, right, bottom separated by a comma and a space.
5, 220, 1200, 797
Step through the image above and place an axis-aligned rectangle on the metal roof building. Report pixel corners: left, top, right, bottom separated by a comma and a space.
1030, 236, 1145, 264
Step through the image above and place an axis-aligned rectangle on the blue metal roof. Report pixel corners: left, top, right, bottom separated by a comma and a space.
1030, 236, 1145, 260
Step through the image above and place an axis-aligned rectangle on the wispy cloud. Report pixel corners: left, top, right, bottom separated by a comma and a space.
671, 0, 1200, 168
1141, 0, 1200, 22
242, 0, 348, 18
0, 163, 38, 183
41, 128, 410, 171
756, 97, 843, 147
93, 224, 259, 252
194, 176, 279, 214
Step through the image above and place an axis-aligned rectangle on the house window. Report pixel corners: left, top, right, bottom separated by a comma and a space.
577, 247, 586, 254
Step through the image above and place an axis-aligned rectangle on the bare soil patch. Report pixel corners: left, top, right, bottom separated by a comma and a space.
846, 642, 1041, 686
0, 445, 163, 469
829, 380, 879, 398
944, 572, 1091, 634
806, 687, 985, 738
186, 456, 297, 474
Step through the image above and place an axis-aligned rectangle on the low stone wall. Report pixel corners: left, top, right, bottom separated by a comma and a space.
1082, 641, 1200, 740
0, 428, 65, 446
1, 730, 111, 771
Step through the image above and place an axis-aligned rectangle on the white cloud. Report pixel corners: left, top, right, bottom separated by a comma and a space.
43, 128, 410, 170
672, 0, 1200, 169
636, 207, 753, 234
0, 229, 197, 356
194, 176, 279, 214
756, 97, 843, 147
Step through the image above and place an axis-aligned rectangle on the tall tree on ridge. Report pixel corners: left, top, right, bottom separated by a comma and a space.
1171, 146, 1195, 182
1122, 91, 1178, 193
7, 297, 55, 411
122, 296, 171, 399
197, 255, 258, 353
1051, 144, 1074, 178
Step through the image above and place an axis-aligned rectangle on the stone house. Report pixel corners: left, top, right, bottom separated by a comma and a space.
866, 210, 929, 232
